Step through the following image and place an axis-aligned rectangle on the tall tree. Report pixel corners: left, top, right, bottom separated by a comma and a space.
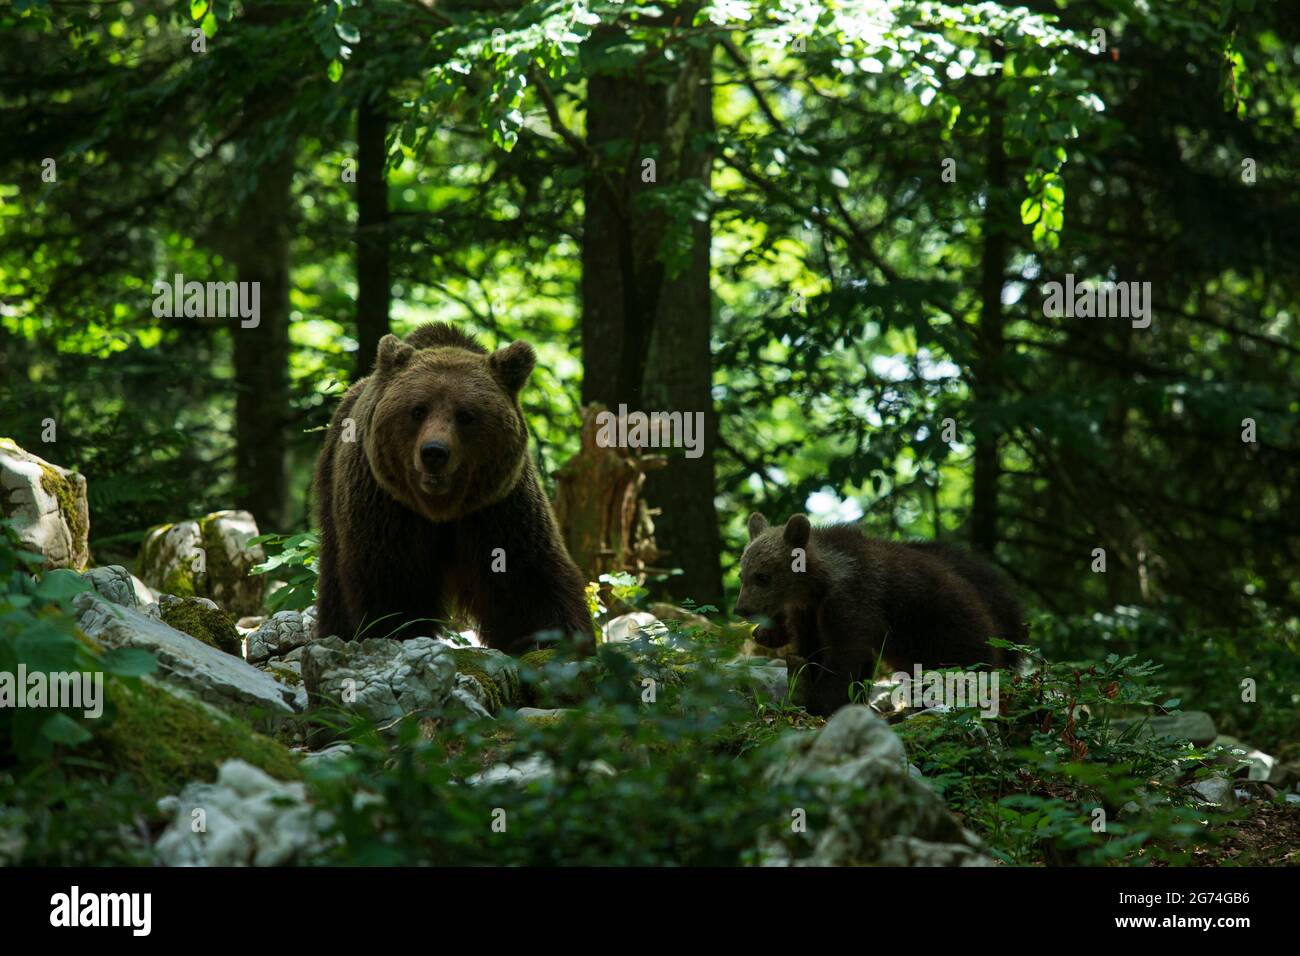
971, 39, 1009, 555
580, 22, 723, 604
354, 91, 392, 378
232, 145, 295, 532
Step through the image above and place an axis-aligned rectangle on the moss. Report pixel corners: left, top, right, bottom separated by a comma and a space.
90, 679, 299, 798
519, 712, 568, 727
264, 663, 302, 686
450, 648, 520, 714
519, 648, 558, 670
160, 599, 242, 656
160, 563, 198, 599
198, 513, 232, 593
38, 463, 86, 565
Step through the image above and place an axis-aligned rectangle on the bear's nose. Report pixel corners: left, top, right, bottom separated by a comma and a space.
420, 441, 450, 471
734, 602, 751, 618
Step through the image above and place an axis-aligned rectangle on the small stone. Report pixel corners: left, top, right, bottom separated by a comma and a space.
246, 609, 314, 664
468, 755, 615, 787
1189, 775, 1236, 808
602, 611, 667, 645
1112, 711, 1218, 746
300, 743, 354, 769
158, 594, 242, 657
515, 707, 578, 721
82, 565, 159, 618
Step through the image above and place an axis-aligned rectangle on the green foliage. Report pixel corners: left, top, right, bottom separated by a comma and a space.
1, 0, 1296, 868
1035, 607, 1300, 754
0, 521, 151, 762
249, 531, 320, 613
0, 768, 154, 866
895, 644, 1224, 865
303, 642, 826, 865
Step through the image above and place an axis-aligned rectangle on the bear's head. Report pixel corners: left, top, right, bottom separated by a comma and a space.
363, 333, 536, 522
734, 512, 815, 647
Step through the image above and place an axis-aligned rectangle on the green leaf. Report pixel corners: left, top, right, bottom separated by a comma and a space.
100, 648, 157, 678
34, 569, 91, 602
40, 712, 92, 746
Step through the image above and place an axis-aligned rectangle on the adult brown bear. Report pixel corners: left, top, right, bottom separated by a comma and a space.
312, 323, 593, 654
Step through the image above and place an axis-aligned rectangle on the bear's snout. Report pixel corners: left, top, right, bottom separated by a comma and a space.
420, 440, 451, 472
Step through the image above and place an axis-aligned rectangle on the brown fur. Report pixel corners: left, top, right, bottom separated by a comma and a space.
312, 323, 593, 654
734, 514, 1026, 716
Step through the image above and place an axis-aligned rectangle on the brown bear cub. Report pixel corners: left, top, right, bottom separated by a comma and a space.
734, 514, 1026, 716
312, 323, 593, 654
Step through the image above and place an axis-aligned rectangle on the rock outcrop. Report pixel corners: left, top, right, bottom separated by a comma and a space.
138, 510, 265, 616
73, 592, 297, 729
759, 706, 993, 866
0, 438, 89, 571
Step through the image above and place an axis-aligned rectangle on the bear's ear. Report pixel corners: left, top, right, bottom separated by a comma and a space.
489, 340, 537, 394
783, 514, 811, 549
376, 334, 415, 375
747, 513, 769, 541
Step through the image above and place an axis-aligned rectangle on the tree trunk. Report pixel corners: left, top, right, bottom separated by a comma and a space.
354, 94, 391, 378
580, 30, 664, 408
641, 43, 723, 607
232, 148, 295, 532
972, 41, 1008, 555
579, 24, 723, 606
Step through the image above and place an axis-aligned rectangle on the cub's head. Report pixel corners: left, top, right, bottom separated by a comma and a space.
734, 512, 813, 647
364, 333, 536, 521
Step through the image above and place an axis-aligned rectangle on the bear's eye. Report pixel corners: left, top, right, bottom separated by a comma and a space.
410, 405, 428, 422
753, 573, 771, 587
455, 408, 476, 427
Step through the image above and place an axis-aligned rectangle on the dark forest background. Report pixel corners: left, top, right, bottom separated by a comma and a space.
2, 0, 1298, 643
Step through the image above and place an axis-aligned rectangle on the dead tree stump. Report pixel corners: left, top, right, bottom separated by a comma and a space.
553, 404, 667, 587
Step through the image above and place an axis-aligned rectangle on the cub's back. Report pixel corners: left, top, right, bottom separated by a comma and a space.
906, 541, 1026, 646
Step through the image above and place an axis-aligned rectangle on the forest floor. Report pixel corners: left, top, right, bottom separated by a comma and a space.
1178, 801, 1300, 866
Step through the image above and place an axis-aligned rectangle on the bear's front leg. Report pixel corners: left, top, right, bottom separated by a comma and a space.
805, 603, 883, 716
313, 528, 348, 642
475, 567, 593, 655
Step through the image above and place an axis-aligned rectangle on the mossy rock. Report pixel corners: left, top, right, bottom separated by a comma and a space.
516, 648, 604, 708
160, 599, 241, 657
0, 438, 90, 570
38, 464, 88, 560
137, 511, 265, 616
519, 648, 558, 670
89, 678, 299, 798
450, 647, 521, 715
263, 663, 302, 687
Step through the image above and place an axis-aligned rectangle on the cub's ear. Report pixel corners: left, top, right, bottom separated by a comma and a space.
376, 334, 415, 375
489, 340, 537, 394
747, 513, 769, 541
783, 514, 811, 549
